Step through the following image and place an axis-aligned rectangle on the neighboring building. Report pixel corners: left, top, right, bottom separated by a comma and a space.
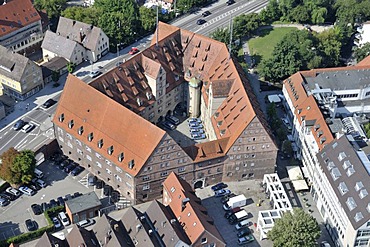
35, 232, 67, 247
41, 17, 109, 64
282, 58, 370, 247
53, 22, 277, 205
0, 45, 43, 100
0, 101, 5, 121
0, 0, 46, 55
355, 21, 370, 47
163, 172, 225, 246
65, 192, 102, 223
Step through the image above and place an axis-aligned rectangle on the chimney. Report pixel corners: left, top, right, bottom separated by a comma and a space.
114, 223, 119, 231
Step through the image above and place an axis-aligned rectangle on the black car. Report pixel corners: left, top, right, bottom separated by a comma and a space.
237, 227, 251, 238
226, 0, 235, 5
41, 202, 50, 212
31, 204, 42, 215
95, 179, 104, 189
42, 99, 56, 109
162, 121, 176, 130
57, 196, 65, 206
196, 19, 206, 25
25, 219, 37, 231
0, 193, 13, 201
211, 182, 228, 191
70, 166, 84, 176
49, 199, 58, 208
73, 192, 82, 198
3, 192, 16, 201
59, 159, 70, 170
64, 163, 76, 173
111, 190, 120, 203
224, 211, 234, 219
13, 119, 25, 131
202, 11, 211, 17
64, 194, 73, 201
103, 185, 113, 196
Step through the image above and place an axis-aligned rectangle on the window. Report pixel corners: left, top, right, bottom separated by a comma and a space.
201, 238, 207, 244
95, 153, 102, 159
78, 126, 84, 135
59, 113, 64, 122
88, 132, 93, 142
161, 171, 168, 177
143, 176, 150, 181
86, 155, 92, 161
98, 139, 103, 148
106, 168, 112, 175
107, 145, 114, 155
116, 166, 122, 173
68, 120, 74, 129
96, 162, 102, 168
85, 146, 91, 152
178, 166, 186, 173
118, 152, 124, 162
143, 184, 150, 191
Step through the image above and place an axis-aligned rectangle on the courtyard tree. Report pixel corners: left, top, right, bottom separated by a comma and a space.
0, 148, 36, 185
355, 42, 370, 62
34, 0, 66, 19
268, 208, 321, 247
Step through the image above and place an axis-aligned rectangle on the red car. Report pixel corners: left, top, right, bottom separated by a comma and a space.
129, 47, 139, 55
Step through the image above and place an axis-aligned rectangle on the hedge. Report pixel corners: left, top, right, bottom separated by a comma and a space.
0, 206, 65, 247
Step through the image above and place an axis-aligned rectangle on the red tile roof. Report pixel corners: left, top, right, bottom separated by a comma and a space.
53, 74, 166, 176
0, 0, 41, 37
163, 172, 224, 245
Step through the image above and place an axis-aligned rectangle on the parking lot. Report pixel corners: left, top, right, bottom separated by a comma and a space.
195, 179, 273, 247
0, 160, 101, 241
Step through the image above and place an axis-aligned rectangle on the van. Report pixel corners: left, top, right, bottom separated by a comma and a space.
36, 179, 46, 188
235, 219, 250, 230
34, 168, 44, 179
58, 212, 70, 226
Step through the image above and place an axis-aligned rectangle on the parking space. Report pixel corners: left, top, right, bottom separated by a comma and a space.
196, 179, 273, 247
0, 160, 98, 241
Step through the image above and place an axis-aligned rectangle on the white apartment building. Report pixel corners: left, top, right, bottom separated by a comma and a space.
282, 59, 370, 247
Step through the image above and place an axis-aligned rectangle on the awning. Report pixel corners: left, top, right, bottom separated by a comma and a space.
286, 166, 309, 191
291, 179, 309, 191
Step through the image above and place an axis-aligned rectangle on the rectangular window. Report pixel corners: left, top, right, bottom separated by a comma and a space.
85, 146, 91, 152
96, 162, 102, 168
143, 184, 150, 191
126, 173, 132, 179
143, 176, 150, 181
116, 166, 122, 173
86, 155, 92, 161
161, 171, 168, 177
178, 166, 186, 173
95, 153, 102, 159
106, 168, 112, 174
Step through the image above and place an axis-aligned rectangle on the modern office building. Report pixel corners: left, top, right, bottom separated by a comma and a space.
282, 58, 370, 247
53, 22, 277, 205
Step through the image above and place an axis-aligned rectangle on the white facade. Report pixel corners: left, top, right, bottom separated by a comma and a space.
356, 22, 370, 47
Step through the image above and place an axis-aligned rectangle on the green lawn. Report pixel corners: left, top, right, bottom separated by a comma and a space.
248, 27, 297, 65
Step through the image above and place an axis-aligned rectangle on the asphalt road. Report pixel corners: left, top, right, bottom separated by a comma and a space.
0, 0, 268, 155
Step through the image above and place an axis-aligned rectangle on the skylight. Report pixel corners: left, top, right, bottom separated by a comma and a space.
330, 168, 341, 181
343, 160, 351, 170
359, 189, 368, 199
338, 152, 346, 161
346, 167, 355, 177
354, 212, 364, 222
346, 197, 357, 211
338, 182, 348, 195
355, 182, 364, 191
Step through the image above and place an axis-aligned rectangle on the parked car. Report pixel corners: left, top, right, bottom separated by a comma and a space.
129, 47, 139, 55
221, 193, 236, 204
96, 179, 104, 189
189, 122, 203, 128
238, 235, 254, 245
6, 187, 20, 197
64, 194, 73, 201
0, 193, 13, 201
76, 219, 95, 228
190, 128, 205, 134
103, 185, 112, 196
59, 159, 70, 170
196, 19, 206, 25
165, 115, 180, 125
88, 175, 97, 186
202, 10, 211, 17
2, 192, 16, 201
58, 212, 70, 226
70, 166, 84, 176
42, 99, 56, 109
31, 178, 46, 188
214, 189, 231, 197
237, 227, 251, 238
211, 182, 228, 191
188, 118, 201, 124
52, 217, 62, 229
31, 204, 42, 215
57, 196, 65, 206
41, 202, 49, 212
0, 198, 10, 207
25, 219, 37, 231
191, 133, 206, 140
64, 163, 76, 173
90, 70, 102, 78
162, 121, 176, 130
21, 123, 35, 133
13, 119, 25, 130
224, 211, 234, 219
73, 192, 82, 198
49, 199, 58, 208
19, 186, 36, 196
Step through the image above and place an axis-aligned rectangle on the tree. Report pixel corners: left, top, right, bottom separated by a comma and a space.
34, 0, 66, 19
62, 6, 100, 26
139, 6, 157, 32
67, 62, 75, 73
233, 13, 261, 39
0, 148, 19, 184
316, 27, 342, 67
290, 5, 310, 23
259, 0, 281, 24
12, 150, 36, 185
311, 7, 327, 24
268, 208, 321, 247
211, 27, 230, 45
355, 42, 370, 62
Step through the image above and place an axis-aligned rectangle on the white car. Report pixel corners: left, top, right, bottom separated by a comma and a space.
52, 217, 62, 229
19, 186, 36, 196
6, 187, 20, 197
21, 123, 35, 133
321, 241, 331, 247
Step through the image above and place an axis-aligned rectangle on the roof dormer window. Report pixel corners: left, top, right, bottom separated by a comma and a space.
98, 139, 104, 149
88, 132, 93, 142
107, 145, 114, 155
59, 113, 64, 122
78, 126, 84, 135
68, 120, 74, 129
118, 152, 124, 162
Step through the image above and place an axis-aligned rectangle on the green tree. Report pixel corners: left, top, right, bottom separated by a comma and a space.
259, 0, 281, 24
211, 27, 230, 45
0, 148, 20, 184
316, 27, 342, 67
290, 5, 310, 23
282, 140, 293, 156
311, 7, 328, 24
268, 208, 321, 247
61, 6, 100, 26
67, 62, 75, 73
34, 0, 66, 19
233, 13, 261, 39
139, 6, 157, 32
12, 150, 36, 185
355, 42, 370, 62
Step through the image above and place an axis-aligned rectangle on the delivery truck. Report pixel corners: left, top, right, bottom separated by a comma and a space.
223, 194, 247, 210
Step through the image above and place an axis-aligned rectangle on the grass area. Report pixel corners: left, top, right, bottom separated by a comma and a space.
248, 27, 297, 65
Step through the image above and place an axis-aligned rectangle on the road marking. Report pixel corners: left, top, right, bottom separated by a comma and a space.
0, 131, 20, 150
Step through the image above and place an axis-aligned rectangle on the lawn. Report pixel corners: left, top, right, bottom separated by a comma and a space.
248, 27, 297, 65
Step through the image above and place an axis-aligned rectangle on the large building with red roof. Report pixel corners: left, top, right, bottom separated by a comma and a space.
282, 57, 370, 247
0, 0, 47, 56
53, 22, 277, 205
